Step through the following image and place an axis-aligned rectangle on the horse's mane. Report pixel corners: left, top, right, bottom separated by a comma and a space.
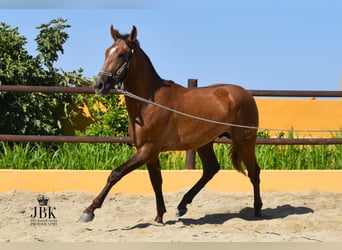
117, 30, 166, 84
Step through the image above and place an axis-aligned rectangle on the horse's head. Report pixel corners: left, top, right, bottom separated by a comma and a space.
95, 25, 138, 95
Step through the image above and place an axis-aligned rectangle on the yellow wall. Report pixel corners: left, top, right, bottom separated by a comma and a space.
256, 98, 342, 137
1, 170, 342, 193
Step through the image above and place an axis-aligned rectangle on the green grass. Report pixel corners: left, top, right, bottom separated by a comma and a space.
255, 144, 342, 170
0, 142, 135, 170
0, 134, 341, 170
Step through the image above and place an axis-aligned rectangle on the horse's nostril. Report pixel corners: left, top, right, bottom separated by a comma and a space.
96, 81, 104, 90
94, 80, 106, 94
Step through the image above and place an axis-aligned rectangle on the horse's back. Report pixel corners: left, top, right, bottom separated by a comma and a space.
169, 82, 258, 122
161, 81, 259, 132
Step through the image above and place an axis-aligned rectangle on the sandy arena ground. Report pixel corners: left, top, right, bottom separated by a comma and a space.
0, 189, 341, 242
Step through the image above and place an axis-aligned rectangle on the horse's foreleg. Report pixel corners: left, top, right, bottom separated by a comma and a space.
79, 149, 149, 223
177, 143, 220, 217
147, 158, 166, 223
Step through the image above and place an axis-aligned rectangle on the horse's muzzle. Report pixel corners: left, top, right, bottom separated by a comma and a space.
94, 78, 111, 95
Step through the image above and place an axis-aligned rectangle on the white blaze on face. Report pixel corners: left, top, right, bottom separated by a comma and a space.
109, 47, 117, 57
104, 46, 117, 68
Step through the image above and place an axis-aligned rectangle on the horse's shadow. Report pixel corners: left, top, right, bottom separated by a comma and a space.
121, 204, 314, 230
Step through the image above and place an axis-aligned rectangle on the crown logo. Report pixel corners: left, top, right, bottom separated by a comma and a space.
37, 195, 49, 206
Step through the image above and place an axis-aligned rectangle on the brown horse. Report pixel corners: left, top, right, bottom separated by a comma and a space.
80, 25, 263, 224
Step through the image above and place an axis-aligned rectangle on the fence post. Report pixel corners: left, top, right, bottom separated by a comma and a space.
185, 79, 198, 169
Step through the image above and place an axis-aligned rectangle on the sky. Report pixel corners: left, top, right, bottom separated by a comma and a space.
0, 0, 342, 91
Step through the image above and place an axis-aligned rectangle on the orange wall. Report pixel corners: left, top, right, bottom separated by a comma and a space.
1, 170, 342, 193
256, 98, 342, 137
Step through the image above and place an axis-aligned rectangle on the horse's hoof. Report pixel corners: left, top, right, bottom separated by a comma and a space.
79, 213, 95, 223
176, 208, 187, 217
154, 215, 163, 224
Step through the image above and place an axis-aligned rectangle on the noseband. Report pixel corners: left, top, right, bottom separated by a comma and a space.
98, 48, 134, 91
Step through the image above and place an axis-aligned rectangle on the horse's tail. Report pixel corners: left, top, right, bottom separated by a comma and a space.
229, 145, 246, 175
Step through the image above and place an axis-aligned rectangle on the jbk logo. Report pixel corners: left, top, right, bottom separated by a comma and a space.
30, 195, 57, 226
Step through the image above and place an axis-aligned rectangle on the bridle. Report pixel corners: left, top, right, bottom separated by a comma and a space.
97, 48, 134, 91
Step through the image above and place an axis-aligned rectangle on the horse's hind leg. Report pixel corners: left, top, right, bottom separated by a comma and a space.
146, 158, 166, 223
231, 136, 263, 217
176, 143, 220, 217
250, 159, 263, 217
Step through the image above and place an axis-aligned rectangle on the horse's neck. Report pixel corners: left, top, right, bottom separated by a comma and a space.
125, 71, 162, 98
124, 48, 164, 117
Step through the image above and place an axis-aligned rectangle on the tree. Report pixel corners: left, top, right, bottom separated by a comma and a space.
0, 18, 129, 137
0, 18, 86, 135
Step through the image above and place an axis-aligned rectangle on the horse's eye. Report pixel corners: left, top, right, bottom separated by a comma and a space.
118, 53, 124, 59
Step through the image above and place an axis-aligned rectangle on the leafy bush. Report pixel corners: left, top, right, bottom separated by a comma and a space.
0, 18, 87, 135
80, 94, 129, 137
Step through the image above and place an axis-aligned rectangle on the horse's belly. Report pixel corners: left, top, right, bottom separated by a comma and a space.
161, 125, 226, 151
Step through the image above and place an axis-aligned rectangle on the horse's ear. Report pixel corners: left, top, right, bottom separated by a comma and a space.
128, 25, 137, 43
110, 25, 119, 41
